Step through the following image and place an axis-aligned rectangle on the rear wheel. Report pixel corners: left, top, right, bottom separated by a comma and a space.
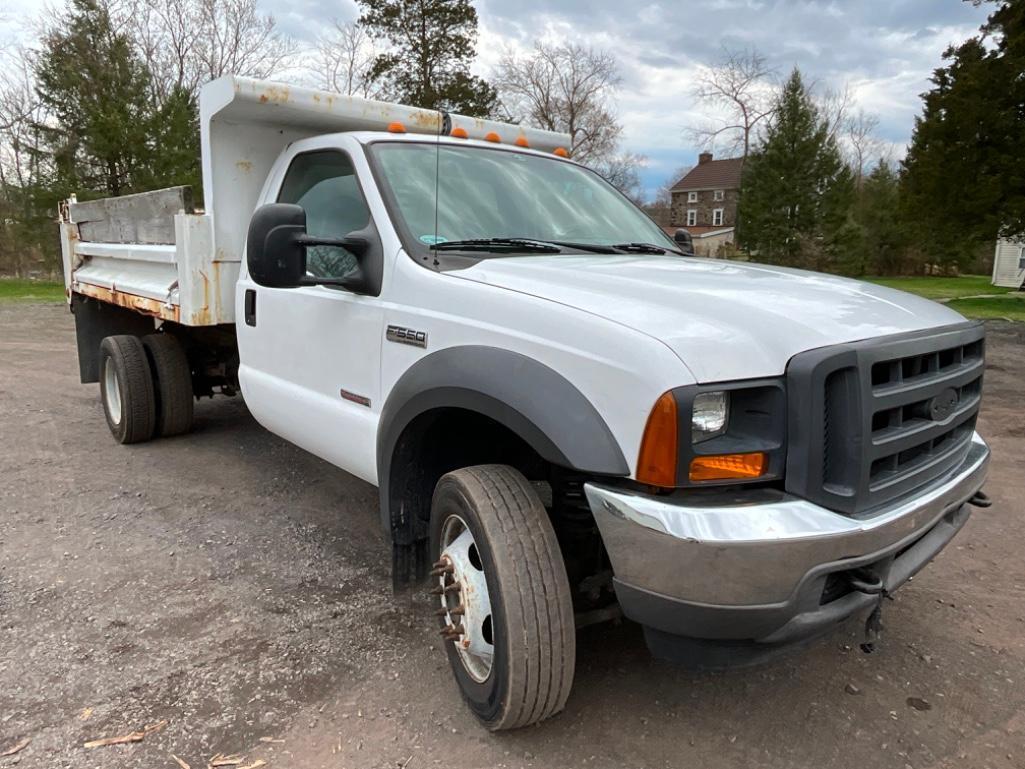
430, 464, 576, 730
99, 335, 156, 444
142, 333, 194, 437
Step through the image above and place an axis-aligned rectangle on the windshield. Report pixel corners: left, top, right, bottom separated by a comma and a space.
369, 142, 676, 255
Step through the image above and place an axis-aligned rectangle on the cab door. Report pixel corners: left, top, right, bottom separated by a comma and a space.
237, 146, 383, 484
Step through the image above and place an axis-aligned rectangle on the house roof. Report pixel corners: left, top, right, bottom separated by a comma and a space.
671, 157, 744, 192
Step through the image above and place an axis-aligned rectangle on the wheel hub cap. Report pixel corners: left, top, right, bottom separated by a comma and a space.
103, 358, 122, 425
434, 518, 493, 682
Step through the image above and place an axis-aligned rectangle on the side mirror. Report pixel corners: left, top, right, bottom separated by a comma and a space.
247, 203, 308, 288
673, 228, 694, 255
246, 203, 370, 290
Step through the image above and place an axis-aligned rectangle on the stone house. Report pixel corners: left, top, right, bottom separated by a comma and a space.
669, 152, 744, 257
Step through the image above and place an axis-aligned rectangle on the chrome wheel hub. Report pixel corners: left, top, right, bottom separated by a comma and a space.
434, 515, 494, 683
103, 358, 122, 425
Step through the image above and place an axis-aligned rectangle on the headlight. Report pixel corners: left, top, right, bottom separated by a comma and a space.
637, 382, 785, 489
692, 391, 728, 443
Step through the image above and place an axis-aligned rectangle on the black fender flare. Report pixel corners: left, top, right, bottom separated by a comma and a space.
376, 345, 629, 537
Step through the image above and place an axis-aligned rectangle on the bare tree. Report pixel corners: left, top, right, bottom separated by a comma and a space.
114, 0, 297, 100
689, 45, 775, 158
815, 81, 855, 140
118, 0, 204, 100
194, 0, 296, 85
307, 19, 379, 98
494, 42, 622, 165
591, 151, 647, 203
842, 108, 886, 184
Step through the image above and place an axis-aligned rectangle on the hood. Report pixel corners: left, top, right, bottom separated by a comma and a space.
454, 255, 968, 383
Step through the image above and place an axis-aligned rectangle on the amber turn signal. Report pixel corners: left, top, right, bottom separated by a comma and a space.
637, 392, 678, 488
689, 452, 768, 482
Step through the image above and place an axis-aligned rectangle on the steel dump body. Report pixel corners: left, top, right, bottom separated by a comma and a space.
59, 75, 570, 327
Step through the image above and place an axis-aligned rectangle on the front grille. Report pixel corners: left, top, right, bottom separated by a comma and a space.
786, 324, 985, 514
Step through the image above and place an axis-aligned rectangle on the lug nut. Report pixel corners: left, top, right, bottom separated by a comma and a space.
444, 581, 461, 594
449, 604, 465, 616
428, 561, 453, 578
439, 624, 464, 638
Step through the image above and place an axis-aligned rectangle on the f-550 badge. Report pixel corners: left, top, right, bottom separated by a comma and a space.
386, 325, 428, 349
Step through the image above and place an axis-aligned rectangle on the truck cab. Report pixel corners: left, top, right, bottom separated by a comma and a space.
60, 76, 991, 731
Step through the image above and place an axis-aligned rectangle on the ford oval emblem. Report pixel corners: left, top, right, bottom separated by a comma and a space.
928, 387, 959, 421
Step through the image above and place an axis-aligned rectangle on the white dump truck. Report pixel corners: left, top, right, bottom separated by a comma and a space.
60, 75, 992, 730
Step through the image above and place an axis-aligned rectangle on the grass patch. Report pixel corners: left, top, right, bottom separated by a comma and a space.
946, 295, 1025, 322
0, 278, 66, 303
863, 275, 1012, 300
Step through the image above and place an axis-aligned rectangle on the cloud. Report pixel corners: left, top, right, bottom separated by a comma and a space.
5, 0, 989, 199
474, 0, 989, 197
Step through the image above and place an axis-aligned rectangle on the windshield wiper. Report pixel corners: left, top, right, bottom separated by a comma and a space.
537, 240, 621, 254
429, 237, 670, 256
611, 242, 684, 255
430, 238, 562, 253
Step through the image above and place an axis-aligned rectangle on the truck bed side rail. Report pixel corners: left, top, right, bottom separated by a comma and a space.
59, 186, 238, 327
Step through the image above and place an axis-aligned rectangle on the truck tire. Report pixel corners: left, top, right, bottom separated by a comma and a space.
99, 335, 156, 444
429, 464, 576, 730
142, 333, 194, 437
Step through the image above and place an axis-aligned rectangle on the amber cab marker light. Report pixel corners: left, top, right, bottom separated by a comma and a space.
514, 136, 530, 147
450, 127, 469, 139
636, 392, 678, 488
484, 131, 502, 143
387, 121, 406, 134
689, 452, 768, 483
553, 147, 570, 158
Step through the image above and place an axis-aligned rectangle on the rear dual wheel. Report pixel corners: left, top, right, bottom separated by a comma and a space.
430, 465, 576, 731
99, 333, 193, 444
142, 334, 194, 437
100, 336, 156, 444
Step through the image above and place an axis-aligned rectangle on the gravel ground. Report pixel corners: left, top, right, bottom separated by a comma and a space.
1, 303, 1023, 769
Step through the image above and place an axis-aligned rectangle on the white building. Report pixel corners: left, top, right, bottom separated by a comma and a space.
992, 238, 1025, 288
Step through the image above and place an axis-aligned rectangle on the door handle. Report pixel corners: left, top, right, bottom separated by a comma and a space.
244, 289, 257, 326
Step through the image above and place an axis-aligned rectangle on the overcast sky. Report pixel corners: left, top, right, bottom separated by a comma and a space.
3, 0, 991, 198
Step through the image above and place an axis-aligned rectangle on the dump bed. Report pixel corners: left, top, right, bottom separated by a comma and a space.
59, 186, 229, 325
59, 75, 570, 327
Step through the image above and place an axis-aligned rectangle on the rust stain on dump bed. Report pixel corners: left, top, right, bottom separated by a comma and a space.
409, 110, 443, 130
74, 283, 179, 322
259, 85, 291, 104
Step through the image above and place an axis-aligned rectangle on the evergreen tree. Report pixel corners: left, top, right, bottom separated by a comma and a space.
858, 162, 906, 274
901, 0, 1025, 266
736, 68, 854, 269
143, 86, 202, 195
357, 0, 499, 117
34, 0, 156, 197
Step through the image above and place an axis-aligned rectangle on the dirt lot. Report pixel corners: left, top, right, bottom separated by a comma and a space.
1, 303, 1023, 769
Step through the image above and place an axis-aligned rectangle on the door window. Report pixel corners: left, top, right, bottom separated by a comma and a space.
278, 151, 370, 280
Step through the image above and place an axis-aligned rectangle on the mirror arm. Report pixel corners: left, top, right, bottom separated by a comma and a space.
296, 234, 369, 253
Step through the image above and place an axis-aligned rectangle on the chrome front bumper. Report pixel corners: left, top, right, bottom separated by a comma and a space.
585, 434, 989, 619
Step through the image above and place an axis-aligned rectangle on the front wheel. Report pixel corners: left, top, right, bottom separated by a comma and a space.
429, 465, 576, 730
